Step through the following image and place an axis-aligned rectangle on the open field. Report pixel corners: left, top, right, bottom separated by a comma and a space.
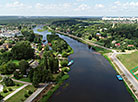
117, 51, 138, 71
6, 85, 36, 102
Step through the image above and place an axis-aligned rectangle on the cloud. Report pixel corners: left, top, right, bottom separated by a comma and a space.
76, 0, 85, 2
95, 4, 104, 8
75, 4, 90, 11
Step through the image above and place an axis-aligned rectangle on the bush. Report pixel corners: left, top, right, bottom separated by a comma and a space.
28, 90, 33, 94
0, 94, 3, 100
62, 52, 68, 57
3, 77, 15, 86
8, 88, 13, 91
16, 83, 20, 86
3, 89, 8, 93
60, 60, 68, 67
24, 94, 29, 98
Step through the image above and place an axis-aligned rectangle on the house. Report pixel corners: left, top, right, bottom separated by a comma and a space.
2, 43, 12, 49
127, 45, 134, 47
30, 60, 39, 68
115, 43, 120, 47
112, 40, 116, 44
48, 43, 52, 46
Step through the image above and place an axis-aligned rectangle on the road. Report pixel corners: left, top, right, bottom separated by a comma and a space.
25, 83, 49, 102
111, 50, 138, 92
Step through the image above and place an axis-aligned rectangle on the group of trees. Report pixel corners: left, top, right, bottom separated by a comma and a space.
11, 41, 34, 60
47, 35, 72, 53
29, 49, 59, 87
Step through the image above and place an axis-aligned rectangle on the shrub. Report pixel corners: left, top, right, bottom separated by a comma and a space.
3, 89, 8, 93
0, 94, 3, 100
3, 77, 15, 86
28, 90, 33, 95
60, 60, 68, 67
16, 83, 20, 86
8, 88, 13, 91
24, 94, 29, 98
62, 52, 68, 57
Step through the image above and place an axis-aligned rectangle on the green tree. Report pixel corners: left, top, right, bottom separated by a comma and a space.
11, 41, 34, 60
32, 70, 40, 87
19, 60, 29, 75
3, 77, 15, 86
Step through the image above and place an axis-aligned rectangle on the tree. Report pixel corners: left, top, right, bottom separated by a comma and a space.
19, 60, 29, 75
14, 71, 22, 79
61, 60, 68, 67
32, 70, 40, 87
88, 36, 92, 40
11, 41, 34, 60
3, 77, 15, 86
6, 61, 17, 74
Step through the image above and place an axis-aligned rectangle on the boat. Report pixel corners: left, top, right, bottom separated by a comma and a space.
68, 60, 74, 66
116, 75, 123, 81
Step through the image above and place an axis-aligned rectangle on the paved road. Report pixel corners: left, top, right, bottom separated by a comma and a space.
25, 83, 49, 102
3, 84, 28, 101
111, 50, 138, 91
12, 78, 32, 85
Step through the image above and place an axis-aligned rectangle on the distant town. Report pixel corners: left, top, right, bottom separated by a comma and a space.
102, 17, 138, 21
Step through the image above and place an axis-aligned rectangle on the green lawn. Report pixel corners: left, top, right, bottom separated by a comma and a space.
0, 76, 2, 81
12, 60, 20, 65
117, 51, 138, 71
1, 82, 24, 97
6, 85, 36, 102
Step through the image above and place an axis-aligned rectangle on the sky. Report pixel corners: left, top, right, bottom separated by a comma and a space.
0, 0, 138, 16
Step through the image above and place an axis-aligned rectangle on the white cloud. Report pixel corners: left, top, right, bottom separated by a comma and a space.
76, 0, 85, 2
75, 4, 90, 11
95, 4, 104, 8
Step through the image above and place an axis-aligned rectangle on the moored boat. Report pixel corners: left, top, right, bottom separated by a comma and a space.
116, 75, 123, 81
68, 60, 74, 66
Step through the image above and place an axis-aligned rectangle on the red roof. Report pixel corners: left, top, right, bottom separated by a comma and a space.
128, 45, 134, 47
115, 43, 120, 46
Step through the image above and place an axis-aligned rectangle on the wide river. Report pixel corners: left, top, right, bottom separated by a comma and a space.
34, 27, 133, 102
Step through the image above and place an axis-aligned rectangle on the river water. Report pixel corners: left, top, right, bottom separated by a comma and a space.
33, 27, 133, 102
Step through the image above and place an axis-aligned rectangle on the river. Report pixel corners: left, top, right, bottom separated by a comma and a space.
34, 27, 133, 102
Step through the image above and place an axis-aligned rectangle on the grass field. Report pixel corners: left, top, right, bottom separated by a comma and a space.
6, 85, 36, 102
1, 82, 23, 97
117, 51, 138, 71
